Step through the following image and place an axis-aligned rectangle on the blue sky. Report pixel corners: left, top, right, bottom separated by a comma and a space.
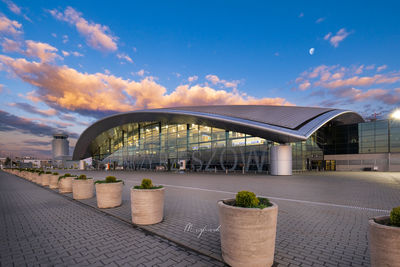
0, 0, 399, 158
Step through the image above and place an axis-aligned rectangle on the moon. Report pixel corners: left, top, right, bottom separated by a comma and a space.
309, 48, 315, 55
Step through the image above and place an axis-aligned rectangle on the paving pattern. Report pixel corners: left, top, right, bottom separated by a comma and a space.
0, 171, 225, 266
2, 170, 400, 266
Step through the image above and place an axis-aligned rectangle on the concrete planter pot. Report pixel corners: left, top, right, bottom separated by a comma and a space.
369, 215, 400, 267
59, 177, 73, 193
95, 182, 123, 208
218, 199, 278, 267
49, 175, 59, 189
72, 178, 94, 200
131, 187, 165, 225
40, 174, 51, 186
34, 174, 42, 184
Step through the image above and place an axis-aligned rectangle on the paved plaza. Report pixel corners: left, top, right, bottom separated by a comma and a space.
2, 170, 400, 266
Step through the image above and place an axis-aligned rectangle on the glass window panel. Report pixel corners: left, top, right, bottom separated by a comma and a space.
199, 142, 211, 149
232, 138, 246, 147
246, 137, 265, 146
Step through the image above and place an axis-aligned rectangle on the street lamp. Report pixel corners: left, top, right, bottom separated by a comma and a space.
391, 109, 400, 120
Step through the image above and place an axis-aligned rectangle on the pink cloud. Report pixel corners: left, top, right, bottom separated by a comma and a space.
117, 53, 133, 63
205, 74, 240, 88
299, 81, 310, 90
324, 28, 351, 47
25, 40, 61, 62
0, 14, 22, 35
297, 64, 400, 90
0, 55, 292, 116
49, 7, 117, 52
2, 0, 21, 14
377, 65, 387, 72
188, 75, 198, 82
1, 38, 22, 53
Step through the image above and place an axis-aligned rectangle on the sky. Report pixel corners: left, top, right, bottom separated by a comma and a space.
0, 0, 400, 158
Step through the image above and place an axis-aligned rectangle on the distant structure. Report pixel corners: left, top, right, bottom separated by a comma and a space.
52, 133, 71, 167
52, 133, 69, 159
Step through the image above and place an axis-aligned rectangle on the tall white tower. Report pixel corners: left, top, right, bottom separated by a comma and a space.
52, 133, 69, 160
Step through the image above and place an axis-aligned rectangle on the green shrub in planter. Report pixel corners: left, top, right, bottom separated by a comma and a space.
39, 171, 44, 175
133, 178, 162, 189
45, 171, 52, 174
94, 176, 123, 184
106, 176, 117, 183
390, 206, 400, 227
235, 191, 272, 209
76, 174, 88, 180
58, 173, 76, 181
236, 191, 259, 208
53, 172, 59, 175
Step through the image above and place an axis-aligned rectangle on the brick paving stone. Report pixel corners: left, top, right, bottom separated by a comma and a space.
5, 169, 400, 266
0, 171, 225, 266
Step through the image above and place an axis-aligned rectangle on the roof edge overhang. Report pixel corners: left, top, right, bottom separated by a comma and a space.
72, 108, 364, 160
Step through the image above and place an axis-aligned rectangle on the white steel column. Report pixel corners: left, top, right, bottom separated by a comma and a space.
270, 144, 292, 175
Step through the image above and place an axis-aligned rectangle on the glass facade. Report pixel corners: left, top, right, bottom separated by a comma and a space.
91, 121, 323, 172
89, 119, 399, 172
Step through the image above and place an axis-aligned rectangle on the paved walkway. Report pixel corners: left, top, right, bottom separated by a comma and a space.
65, 170, 400, 267
3, 170, 400, 266
0, 171, 225, 266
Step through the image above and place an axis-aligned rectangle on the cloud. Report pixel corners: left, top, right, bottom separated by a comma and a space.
377, 65, 387, 72
316, 17, 325, 24
324, 28, 351, 47
0, 109, 79, 138
117, 53, 133, 63
25, 40, 60, 62
62, 50, 83, 57
49, 7, 117, 51
298, 81, 311, 90
188, 75, 198, 82
2, 0, 20, 14
9, 102, 58, 117
333, 87, 400, 105
62, 34, 68, 43
132, 69, 149, 77
205, 74, 240, 88
1, 37, 22, 52
0, 14, 22, 35
23, 139, 50, 146
297, 64, 400, 90
0, 55, 292, 118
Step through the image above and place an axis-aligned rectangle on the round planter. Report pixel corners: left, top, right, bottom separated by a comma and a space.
72, 179, 94, 200
49, 175, 59, 189
59, 177, 73, 193
218, 199, 278, 267
131, 187, 165, 225
34, 174, 42, 184
40, 174, 51, 186
95, 181, 123, 208
369, 215, 400, 267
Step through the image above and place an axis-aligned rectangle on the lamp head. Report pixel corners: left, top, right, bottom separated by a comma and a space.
391, 109, 400, 120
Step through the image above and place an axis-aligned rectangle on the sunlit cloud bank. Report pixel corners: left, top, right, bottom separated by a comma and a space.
295, 64, 400, 107
0, 55, 292, 118
49, 7, 118, 52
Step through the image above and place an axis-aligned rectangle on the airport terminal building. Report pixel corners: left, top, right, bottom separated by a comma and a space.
72, 105, 400, 174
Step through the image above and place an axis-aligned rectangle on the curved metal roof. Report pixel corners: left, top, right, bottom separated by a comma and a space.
72, 105, 364, 160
